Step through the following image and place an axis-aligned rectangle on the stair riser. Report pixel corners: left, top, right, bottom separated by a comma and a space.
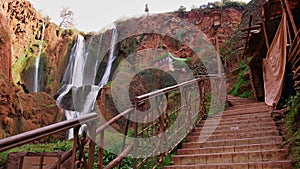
195, 122, 276, 132
188, 131, 279, 142
172, 150, 288, 165
211, 110, 271, 118
200, 117, 273, 126
197, 119, 274, 127
192, 126, 277, 135
182, 137, 282, 149
202, 116, 272, 124
177, 143, 282, 155
164, 161, 292, 169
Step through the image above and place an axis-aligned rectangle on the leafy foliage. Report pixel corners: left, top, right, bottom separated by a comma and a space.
229, 61, 253, 98
283, 93, 300, 168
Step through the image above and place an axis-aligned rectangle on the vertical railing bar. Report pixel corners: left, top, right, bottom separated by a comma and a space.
118, 113, 131, 169
71, 126, 79, 169
79, 128, 88, 169
57, 154, 61, 169
133, 102, 138, 169
87, 122, 96, 169
98, 87, 105, 169
39, 155, 44, 169
98, 129, 104, 169
145, 120, 149, 169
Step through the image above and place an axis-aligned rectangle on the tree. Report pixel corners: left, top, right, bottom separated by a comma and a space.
59, 7, 75, 29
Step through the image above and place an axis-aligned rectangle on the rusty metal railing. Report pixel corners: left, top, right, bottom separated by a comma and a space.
95, 77, 208, 169
0, 113, 98, 169
0, 77, 211, 169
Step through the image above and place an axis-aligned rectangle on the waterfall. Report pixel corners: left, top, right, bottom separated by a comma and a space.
56, 30, 118, 139
33, 23, 45, 92
99, 29, 117, 88
56, 35, 86, 105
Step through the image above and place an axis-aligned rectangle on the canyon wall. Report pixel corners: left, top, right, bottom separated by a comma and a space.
0, 0, 244, 138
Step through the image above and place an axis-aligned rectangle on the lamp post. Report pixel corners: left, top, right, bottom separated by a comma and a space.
211, 11, 222, 77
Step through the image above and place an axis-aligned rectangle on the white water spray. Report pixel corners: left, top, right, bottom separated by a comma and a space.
56, 30, 118, 139
33, 23, 45, 92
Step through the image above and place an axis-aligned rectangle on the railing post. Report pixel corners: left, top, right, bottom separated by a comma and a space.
98, 87, 105, 169
87, 121, 96, 169
133, 102, 138, 169
71, 126, 80, 169
98, 130, 104, 169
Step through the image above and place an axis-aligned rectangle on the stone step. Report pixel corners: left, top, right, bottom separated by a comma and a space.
202, 114, 271, 124
227, 102, 268, 109
199, 117, 274, 127
182, 136, 282, 149
177, 143, 282, 155
164, 97, 291, 169
194, 122, 276, 132
192, 126, 277, 135
172, 149, 288, 165
207, 113, 271, 122
211, 109, 271, 118
187, 130, 279, 142
164, 160, 292, 169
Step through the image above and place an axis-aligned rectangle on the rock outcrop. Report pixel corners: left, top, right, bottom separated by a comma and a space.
2, 0, 76, 94
0, 0, 72, 138
0, 8, 12, 81
0, 79, 63, 139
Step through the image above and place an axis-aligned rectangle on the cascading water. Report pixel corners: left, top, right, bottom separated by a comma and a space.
99, 29, 117, 88
33, 23, 45, 92
56, 30, 118, 139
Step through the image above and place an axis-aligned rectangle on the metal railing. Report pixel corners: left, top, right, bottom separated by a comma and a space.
0, 113, 98, 169
96, 77, 209, 169
0, 77, 211, 169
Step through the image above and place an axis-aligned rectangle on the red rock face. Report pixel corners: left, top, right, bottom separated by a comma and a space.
0, 8, 12, 81
178, 7, 243, 45
0, 0, 67, 139
0, 78, 63, 139
0, 0, 244, 138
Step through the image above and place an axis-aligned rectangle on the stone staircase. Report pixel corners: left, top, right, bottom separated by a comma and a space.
164, 96, 292, 169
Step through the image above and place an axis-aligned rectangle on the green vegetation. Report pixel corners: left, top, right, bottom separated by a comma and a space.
12, 52, 35, 84
0, 140, 72, 167
283, 93, 300, 168
228, 61, 253, 99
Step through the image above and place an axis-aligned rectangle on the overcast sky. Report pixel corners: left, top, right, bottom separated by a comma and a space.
28, 0, 249, 32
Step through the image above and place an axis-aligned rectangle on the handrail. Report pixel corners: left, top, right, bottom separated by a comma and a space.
135, 76, 213, 101
96, 108, 134, 134
0, 113, 98, 152
135, 78, 200, 101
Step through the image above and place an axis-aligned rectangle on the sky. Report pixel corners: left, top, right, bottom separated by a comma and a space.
28, 0, 249, 33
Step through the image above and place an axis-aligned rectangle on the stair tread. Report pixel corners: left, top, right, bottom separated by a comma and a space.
164, 160, 292, 169
173, 149, 288, 157
177, 143, 282, 154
